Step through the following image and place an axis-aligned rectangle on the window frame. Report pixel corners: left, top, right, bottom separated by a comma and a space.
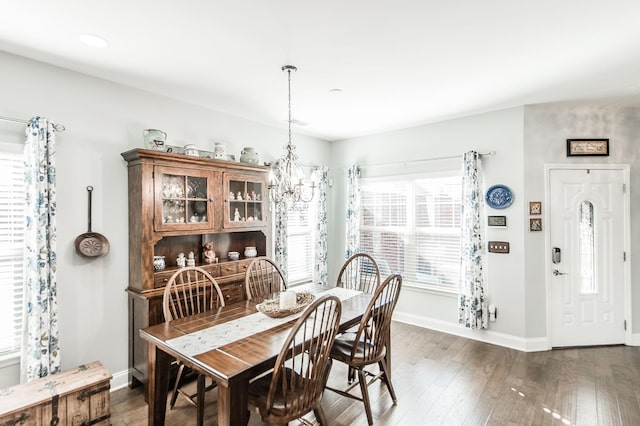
359, 169, 463, 294
0, 141, 26, 362
285, 200, 318, 286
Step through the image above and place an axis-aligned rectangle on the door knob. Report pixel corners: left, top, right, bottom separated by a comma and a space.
553, 269, 567, 276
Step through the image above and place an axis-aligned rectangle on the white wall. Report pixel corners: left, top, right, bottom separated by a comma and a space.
0, 51, 330, 388
523, 103, 640, 338
329, 107, 529, 349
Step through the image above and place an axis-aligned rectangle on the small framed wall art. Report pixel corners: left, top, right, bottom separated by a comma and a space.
529, 218, 542, 232
528, 201, 541, 215
566, 139, 609, 157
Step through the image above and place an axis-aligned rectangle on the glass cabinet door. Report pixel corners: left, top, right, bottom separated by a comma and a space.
224, 173, 267, 228
154, 166, 215, 231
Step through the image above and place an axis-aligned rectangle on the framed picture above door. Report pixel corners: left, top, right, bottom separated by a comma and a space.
566, 139, 609, 157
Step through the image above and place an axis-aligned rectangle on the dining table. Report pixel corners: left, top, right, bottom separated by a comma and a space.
139, 284, 374, 426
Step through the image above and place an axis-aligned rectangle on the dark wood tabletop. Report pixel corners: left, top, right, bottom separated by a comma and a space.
140, 284, 372, 426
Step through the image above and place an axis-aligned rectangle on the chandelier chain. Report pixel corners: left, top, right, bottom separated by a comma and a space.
288, 67, 292, 154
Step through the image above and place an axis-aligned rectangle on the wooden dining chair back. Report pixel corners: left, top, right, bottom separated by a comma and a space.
326, 273, 402, 425
336, 253, 381, 294
163, 266, 225, 321
162, 266, 225, 425
245, 256, 287, 300
248, 294, 342, 426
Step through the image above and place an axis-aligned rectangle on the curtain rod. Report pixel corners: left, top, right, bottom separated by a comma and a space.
359, 150, 495, 169
0, 115, 66, 132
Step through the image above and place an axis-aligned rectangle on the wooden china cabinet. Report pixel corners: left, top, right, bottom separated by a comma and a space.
121, 148, 272, 390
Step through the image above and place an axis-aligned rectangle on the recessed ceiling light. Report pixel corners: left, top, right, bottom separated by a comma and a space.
80, 33, 109, 48
328, 88, 344, 95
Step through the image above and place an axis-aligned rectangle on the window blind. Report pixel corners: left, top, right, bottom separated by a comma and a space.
0, 147, 25, 356
360, 174, 462, 291
286, 203, 316, 285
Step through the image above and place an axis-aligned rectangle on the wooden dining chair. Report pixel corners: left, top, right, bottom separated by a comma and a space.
248, 294, 342, 426
336, 253, 382, 383
162, 266, 225, 426
245, 256, 287, 300
336, 253, 381, 294
326, 274, 402, 425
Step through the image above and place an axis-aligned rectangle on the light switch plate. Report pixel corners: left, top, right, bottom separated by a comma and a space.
488, 241, 510, 253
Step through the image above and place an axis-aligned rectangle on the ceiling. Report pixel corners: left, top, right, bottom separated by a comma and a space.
2, 1, 640, 141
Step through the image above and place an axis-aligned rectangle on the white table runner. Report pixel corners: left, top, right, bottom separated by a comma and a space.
165, 287, 362, 357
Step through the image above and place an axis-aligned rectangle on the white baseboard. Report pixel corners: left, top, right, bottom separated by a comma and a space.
627, 333, 640, 346
393, 312, 549, 352
110, 369, 131, 392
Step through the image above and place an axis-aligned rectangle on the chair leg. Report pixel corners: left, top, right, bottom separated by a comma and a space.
170, 363, 185, 409
378, 359, 397, 404
348, 366, 356, 384
314, 404, 328, 426
357, 369, 374, 426
196, 374, 205, 426
384, 327, 392, 381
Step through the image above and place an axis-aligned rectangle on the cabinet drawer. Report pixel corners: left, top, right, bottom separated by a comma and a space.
222, 283, 245, 304
154, 265, 221, 288
237, 259, 252, 274
201, 264, 220, 277
220, 262, 238, 276
154, 271, 175, 289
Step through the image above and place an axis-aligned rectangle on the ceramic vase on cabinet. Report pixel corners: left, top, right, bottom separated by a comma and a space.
213, 142, 227, 160
183, 144, 199, 157
240, 147, 260, 164
244, 246, 257, 258
143, 129, 167, 151
154, 256, 166, 271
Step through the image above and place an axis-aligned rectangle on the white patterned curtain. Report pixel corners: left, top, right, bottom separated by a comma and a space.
344, 164, 361, 259
271, 161, 289, 280
314, 166, 329, 285
21, 116, 60, 381
458, 151, 487, 329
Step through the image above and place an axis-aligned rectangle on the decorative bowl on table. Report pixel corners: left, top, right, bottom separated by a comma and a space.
228, 251, 240, 261
256, 291, 315, 318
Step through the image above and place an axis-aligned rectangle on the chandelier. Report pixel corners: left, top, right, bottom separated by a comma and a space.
268, 65, 316, 208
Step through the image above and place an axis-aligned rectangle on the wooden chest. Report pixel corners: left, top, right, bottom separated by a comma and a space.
0, 361, 111, 426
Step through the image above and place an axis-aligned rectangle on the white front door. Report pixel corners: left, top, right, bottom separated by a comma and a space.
548, 167, 626, 347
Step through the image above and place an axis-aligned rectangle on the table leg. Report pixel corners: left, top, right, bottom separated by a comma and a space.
147, 343, 171, 425
217, 377, 250, 426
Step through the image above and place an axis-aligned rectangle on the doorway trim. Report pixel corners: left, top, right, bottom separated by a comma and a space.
544, 163, 631, 349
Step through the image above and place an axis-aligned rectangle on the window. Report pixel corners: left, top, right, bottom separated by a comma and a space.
286, 201, 317, 285
360, 172, 462, 292
0, 143, 25, 357
579, 200, 596, 294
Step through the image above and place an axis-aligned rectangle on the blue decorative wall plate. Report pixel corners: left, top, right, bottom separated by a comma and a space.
485, 184, 514, 209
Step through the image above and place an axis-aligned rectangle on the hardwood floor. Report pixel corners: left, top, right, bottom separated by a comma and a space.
110, 321, 640, 425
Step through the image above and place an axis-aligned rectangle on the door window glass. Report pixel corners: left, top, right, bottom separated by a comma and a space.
579, 200, 596, 294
